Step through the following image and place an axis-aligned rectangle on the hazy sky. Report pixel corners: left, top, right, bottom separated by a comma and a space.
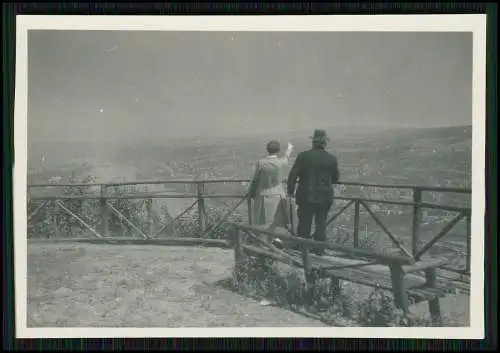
28, 30, 472, 143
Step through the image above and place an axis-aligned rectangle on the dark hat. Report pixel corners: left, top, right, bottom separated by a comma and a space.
309, 129, 330, 142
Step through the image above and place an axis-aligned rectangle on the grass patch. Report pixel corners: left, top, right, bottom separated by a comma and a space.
227, 256, 457, 327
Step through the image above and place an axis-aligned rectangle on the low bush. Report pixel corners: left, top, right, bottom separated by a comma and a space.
170, 205, 245, 239
232, 257, 434, 327
357, 288, 434, 327
28, 175, 100, 238
232, 256, 353, 317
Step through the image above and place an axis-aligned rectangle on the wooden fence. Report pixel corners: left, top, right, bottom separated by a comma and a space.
228, 222, 454, 324
27, 179, 472, 276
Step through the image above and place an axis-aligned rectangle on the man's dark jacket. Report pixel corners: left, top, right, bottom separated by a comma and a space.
287, 147, 340, 206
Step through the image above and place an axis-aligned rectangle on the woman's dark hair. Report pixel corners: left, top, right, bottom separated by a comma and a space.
266, 140, 281, 154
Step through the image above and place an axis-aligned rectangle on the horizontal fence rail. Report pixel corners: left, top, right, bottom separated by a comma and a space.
28, 178, 472, 194
27, 179, 472, 278
27, 193, 470, 213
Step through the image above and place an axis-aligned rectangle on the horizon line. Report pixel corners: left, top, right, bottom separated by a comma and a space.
29, 124, 472, 145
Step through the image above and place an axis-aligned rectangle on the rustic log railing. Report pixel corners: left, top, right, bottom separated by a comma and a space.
227, 222, 453, 324
27, 179, 471, 276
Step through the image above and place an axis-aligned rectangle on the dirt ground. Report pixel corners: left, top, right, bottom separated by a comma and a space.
27, 243, 328, 327
26, 242, 470, 327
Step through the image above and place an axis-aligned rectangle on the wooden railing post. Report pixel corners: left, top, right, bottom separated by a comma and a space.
50, 201, 60, 238
353, 199, 360, 248
145, 198, 153, 236
100, 185, 109, 237
232, 227, 247, 291
412, 187, 423, 256
466, 213, 471, 274
197, 182, 207, 233
302, 245, 315, 304
425, 267, 442, 325
389, 263, 409, 314
247, 196, 253, 225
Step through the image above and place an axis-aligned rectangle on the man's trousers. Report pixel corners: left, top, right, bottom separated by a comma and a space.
296, 202, 332, 245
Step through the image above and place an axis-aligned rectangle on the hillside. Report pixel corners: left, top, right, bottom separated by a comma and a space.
27, 124, 472, 222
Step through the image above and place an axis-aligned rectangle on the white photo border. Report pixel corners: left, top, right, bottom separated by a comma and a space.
14, 14, 487, 339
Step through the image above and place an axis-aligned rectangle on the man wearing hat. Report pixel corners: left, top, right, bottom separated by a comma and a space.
286, 129, 340, 256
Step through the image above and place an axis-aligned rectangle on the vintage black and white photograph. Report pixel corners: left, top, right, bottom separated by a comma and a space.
15, 15, 486, 338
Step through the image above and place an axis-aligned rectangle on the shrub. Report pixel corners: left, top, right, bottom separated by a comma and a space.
232, 257, 354, 319
59, 175, 101, 235
175, 205, 245, 239
357, 288, 434, 327
107, 184, 153, 236
232, 258, 435, 327
28, 175, 100, 238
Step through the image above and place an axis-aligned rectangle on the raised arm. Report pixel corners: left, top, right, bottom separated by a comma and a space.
279, 142, 294, 165
287, 153, 301, 197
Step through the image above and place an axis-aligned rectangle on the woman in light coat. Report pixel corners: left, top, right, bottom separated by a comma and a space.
248, 140, 293, 235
